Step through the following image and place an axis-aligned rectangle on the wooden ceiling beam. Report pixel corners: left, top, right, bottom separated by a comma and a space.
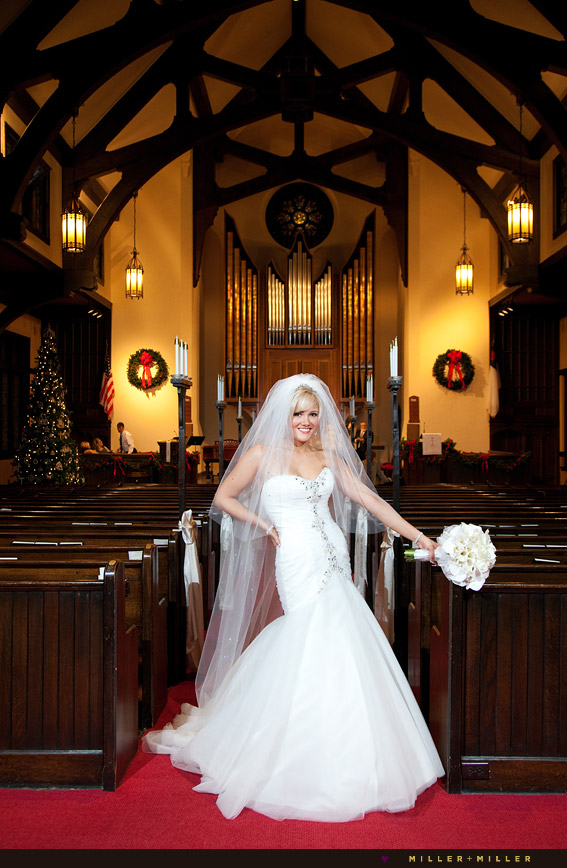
529, 1, 567, 39
72, 94, 279, 182
0, 0, 77, 106
221, 132, 386, 170
74, 45, 180, 162
390, 30, 526, 154
214, 160, 386, 209
324, 47, 401, 89
190, 75, 213, 119
200, 52, 279, 94
0, 1, 267, 93
347, 0, 567, 161
315, 94, 539, 177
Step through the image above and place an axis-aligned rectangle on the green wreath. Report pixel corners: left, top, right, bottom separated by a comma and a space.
127, 347, 169, 391
432, 349, 475, 390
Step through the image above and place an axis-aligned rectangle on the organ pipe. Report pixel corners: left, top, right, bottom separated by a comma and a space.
314, 264, 332, 345
268, 239, 332, 348
225, 217, 258, 399
267, 264, 285, 345
341, 215, 375, 399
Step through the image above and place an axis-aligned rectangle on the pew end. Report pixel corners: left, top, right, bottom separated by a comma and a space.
0, 560, 139, 790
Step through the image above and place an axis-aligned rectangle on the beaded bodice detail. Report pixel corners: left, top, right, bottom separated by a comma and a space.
261, 468, 352, 612
300, 472, 351, 588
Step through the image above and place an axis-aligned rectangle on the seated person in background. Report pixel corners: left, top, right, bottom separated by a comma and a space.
116, 422, 136, 453
93, 437, 111, 453
79, 441, 97, 454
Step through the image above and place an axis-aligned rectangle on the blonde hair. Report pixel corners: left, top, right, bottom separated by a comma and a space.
291, 386, 320, 415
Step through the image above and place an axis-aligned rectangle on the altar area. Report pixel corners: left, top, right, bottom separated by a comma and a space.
79, 446, 200, 487
400, 441, 531, 487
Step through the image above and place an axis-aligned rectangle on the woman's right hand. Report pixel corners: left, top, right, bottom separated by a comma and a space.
266, 526, 280, 548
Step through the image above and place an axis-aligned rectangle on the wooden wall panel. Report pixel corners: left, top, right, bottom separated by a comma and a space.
490, 310, 559, 486
47, 310, 111, 448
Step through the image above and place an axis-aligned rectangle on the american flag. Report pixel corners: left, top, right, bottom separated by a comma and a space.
99, 352, 115, 419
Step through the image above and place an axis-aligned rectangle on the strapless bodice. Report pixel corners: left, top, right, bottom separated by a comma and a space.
261, 468, 351, 612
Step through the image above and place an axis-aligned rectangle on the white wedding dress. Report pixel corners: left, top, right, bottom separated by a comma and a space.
144, 468, 444, 821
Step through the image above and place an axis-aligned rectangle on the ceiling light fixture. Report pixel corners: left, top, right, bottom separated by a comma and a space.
455, 188, 474, 295
61, 113, 87, 253
507, 101, 533, 244
125, 191, 144, 299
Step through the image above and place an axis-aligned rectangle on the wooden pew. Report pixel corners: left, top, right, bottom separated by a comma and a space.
0, 545, 167, 729
0, 525, 196, 686
414, 559, 567, 794
0, 560, 138, 790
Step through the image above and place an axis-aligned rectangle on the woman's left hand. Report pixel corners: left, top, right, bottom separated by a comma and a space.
418, 535, 438, 564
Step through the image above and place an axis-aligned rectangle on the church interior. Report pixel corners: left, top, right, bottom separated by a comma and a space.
1, 0, 567, 848
1, 0, 566, 487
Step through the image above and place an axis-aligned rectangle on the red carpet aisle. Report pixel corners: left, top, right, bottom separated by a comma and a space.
1, 681, 566, 851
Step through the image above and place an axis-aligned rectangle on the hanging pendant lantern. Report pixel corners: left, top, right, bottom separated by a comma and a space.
61, 114, 87, 253
507, 102, 533, 244
507, 184, 533, 243
455, 189, 474, 295
125, 191, 143, 299
61, 195, 87, 253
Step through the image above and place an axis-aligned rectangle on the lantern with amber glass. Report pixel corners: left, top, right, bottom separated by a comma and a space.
125, 191, 144, 299
455, 189, 474, 295
507, 102, 533, 244
61, 114, 87, 253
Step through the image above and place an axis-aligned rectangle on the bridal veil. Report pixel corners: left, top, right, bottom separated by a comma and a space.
196, 373, 386, 705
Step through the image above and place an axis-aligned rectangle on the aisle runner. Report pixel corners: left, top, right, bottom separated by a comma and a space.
1, 680, 566, 853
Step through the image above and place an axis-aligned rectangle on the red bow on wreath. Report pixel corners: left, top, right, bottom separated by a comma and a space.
139, 351, 154, 388
447, 350, 465, 390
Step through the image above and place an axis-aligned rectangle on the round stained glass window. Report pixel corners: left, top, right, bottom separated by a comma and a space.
265, 183, 334, 249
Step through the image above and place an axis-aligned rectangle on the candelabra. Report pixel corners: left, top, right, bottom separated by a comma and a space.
216, 400, 226, 480
365, 400, 375, 480
388, 373, 407, 672
170, 372, 192, 521
387, 375, 402, 514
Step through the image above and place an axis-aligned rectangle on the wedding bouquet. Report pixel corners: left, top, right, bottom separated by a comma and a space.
404, 522, 496, 591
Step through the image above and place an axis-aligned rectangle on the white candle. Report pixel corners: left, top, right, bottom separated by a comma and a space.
184, 342, 188, 377
218, 375, 224, 402
175, 337, 179, 376
349, 396, 355, 418
390, 338, 398, 377
238, 396, 242, 417
366, 375, 373, 402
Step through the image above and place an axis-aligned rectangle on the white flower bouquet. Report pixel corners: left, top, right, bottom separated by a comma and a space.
404, 522, 496, 591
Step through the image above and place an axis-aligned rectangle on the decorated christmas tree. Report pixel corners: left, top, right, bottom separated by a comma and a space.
14, 326, 84, 485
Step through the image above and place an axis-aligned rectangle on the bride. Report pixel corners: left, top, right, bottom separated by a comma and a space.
143, 374, 444, 821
